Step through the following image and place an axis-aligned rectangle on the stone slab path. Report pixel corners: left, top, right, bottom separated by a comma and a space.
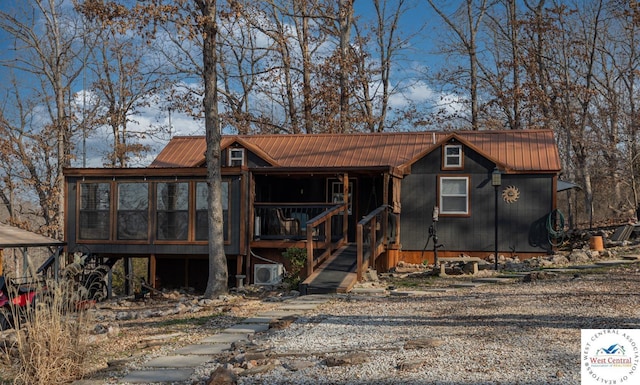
113, 295, 333, 384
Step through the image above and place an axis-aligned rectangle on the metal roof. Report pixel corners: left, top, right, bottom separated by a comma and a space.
0, 223, 65, 248
150, 130, 561, 173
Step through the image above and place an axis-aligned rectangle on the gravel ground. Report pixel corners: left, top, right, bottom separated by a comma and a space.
7, 263, 637, 385
234, 266, 640, 385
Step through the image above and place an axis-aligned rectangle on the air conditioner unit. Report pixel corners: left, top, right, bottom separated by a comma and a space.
254, 263, 284, 285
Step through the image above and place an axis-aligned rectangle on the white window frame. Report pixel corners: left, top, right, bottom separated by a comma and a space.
229, 148, 245, 166
443, 144, 462, 168
439, 176, 469, 215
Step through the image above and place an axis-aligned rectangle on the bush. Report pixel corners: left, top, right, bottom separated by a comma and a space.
2, 279, 93, 384
282, 247, 307, 289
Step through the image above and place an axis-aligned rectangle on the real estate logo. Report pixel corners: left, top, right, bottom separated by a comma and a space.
582, 329, 640, 384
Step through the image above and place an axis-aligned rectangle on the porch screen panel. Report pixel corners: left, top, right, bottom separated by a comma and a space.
195, 181, 229, 241
117, 183, 149, 240
79, 183, 110, 240
157, 182, 188, 240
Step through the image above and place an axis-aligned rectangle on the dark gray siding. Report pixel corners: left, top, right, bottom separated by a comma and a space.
400, 146, 554, 254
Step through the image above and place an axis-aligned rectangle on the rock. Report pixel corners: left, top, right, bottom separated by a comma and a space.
522, 271, 557, 283
244, 352, 268, 361
397, 359, 427, 371
115, 311, 136, 321
240, 362, 279, 375
568, 250, 590, 264
324, 352, 369, 367
284, 360, 315, 371
365, 269, 379, 281
207, 366, 238, 385
551, 255, 569, 265
404, 337, 445, 349
270, 316, 297, 330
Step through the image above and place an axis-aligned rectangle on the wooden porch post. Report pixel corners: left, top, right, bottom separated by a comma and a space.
356, 224, 362, 281
150, 254, 157, 288
306, 228, 314, 278
342, 173, 349, 240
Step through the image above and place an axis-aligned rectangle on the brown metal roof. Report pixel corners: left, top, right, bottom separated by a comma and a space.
0, 223, 65, 248
150, 130, 561, 173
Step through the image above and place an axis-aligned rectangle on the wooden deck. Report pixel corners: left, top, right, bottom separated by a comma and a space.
300, 243, 358, 295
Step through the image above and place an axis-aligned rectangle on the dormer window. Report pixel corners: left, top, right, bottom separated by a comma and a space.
443, 144, 462, 169
229, 148, 245, 167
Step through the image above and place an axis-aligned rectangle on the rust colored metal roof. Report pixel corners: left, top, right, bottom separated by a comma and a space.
150, 130, 561, 173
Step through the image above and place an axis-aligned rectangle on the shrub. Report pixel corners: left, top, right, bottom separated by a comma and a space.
2, 279, 93, 385
282, 247, 307, 289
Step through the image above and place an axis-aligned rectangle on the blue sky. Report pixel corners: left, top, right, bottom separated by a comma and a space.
0, 0, 457, 167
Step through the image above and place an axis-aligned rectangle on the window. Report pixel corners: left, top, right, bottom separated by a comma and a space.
443, 145, 462, 168
439, 176, 469, 215
117, 183, 149, 240
229, 148, 244, 166
79, 183, 110, 240
156, 182, 189, 240
195, 181, 229, 241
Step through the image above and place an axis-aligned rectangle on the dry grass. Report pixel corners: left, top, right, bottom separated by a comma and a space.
2, 279, 93, 385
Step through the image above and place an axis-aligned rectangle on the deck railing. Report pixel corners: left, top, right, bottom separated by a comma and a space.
304, 204, 348, 277
254, 203, 334, 240
356, 205, 393, 281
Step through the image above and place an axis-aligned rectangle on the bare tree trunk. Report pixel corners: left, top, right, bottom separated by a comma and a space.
196, 0, 228, 298
338, 0, 354, 133
293, 0, 314, 134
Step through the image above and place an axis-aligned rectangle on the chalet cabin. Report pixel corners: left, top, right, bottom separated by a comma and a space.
63, 130, 562, 293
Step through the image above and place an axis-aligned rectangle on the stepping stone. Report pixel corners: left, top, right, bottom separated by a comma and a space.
222, 323, 269, 334
422, 288, 452, 292
121, 369, 193, 383
571, 264, 606, 269
349, 288, 386, 294
286, 297, 330, 304
498, 273, 528, 278
285, 294, 334, 303
544, 268, 579, 273
257, 310, 301, 318
472, 277, 517, 284
145, 355, 210, 368
201, 333, 248, 344
279, 303, 319, 311
174, 343, 229, 355
390, 290, 434, 296
243, 316, 275, 324
596, 260, 639, 265
449, 282, 485, 288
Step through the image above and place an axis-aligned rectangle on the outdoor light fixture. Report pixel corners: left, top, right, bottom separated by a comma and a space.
492, 167, 502, 187
492, 167, 501, 270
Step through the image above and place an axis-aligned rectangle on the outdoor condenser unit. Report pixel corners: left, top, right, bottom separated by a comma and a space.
253, 263, 284, 285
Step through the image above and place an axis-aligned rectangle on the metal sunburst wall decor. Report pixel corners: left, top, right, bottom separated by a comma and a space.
502, 185, 520, 203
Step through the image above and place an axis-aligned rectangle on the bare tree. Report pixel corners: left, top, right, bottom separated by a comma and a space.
427, 0, 492, 130
79, 0, 228, 297
0, 0, 86, 238
87, 24, 169, 167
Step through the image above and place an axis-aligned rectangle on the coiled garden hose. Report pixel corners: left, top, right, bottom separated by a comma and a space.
547, 209, 566, 247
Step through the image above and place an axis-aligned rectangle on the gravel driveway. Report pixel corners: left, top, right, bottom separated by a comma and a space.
237, 266, 640, 385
